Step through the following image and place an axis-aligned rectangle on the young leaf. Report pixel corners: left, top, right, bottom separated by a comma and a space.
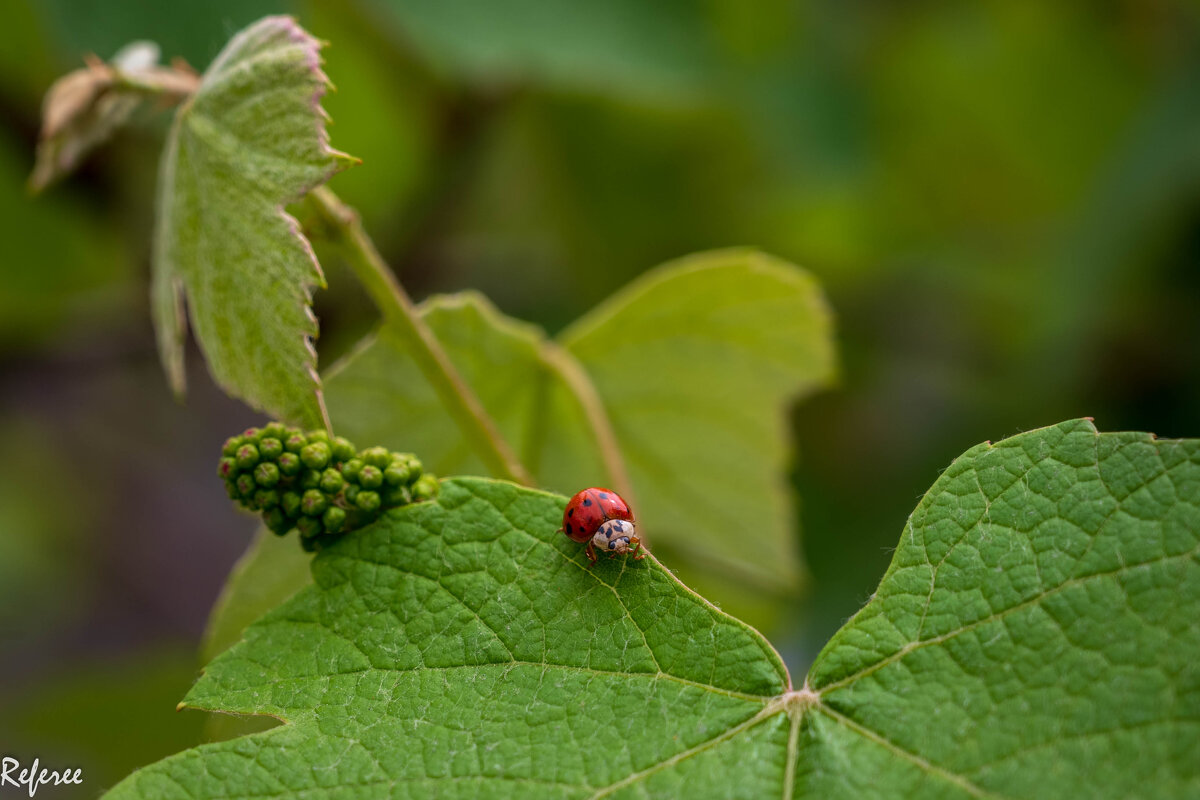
322, 250, 835, 612
559, 249, 836, 596
153, 16, 355, 429
110, 420, 1200, 798
29, 41, 197, 193
326, 291, 608, 487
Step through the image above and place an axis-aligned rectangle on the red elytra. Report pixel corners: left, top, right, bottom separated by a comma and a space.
559, 487, 642, 565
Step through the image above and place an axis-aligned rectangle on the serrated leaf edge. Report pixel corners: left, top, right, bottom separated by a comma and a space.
152, 15, 357, 429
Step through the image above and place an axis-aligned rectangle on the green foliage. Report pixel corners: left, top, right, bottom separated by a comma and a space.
108, 477, 788, 800
203, 250, 832, 641
202, 529, 312, 664
368, 0, 715, 96
17, 6, 1200, 797
326, 291, 607, 485
108, 421, 1200, 798
802, 419, 1200, 798
151, 16, 356, 429
559, 250, 835, 594
330, 249, 834, 599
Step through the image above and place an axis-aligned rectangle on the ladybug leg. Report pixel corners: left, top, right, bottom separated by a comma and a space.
585, 541, 597, 566
630, 536, 646, 560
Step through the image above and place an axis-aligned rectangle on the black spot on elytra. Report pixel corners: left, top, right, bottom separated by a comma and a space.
582, 499, 592, 506
599, 492, 608, 500
568, 508, 574, 517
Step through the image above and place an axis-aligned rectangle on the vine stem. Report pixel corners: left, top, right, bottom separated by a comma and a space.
309, 186, 534, 487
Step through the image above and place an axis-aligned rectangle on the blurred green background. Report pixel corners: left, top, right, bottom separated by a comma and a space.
3, 0, 1199, 792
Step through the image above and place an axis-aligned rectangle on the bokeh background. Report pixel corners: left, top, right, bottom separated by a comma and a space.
3, 0, 1199, 792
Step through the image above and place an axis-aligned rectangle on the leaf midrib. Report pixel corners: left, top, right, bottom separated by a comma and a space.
189, 660, 776, 715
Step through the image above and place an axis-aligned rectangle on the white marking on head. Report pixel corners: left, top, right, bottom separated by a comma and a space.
592, 519, 636, 554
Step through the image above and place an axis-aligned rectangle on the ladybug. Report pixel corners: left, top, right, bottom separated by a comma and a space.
559, 487, 644, 565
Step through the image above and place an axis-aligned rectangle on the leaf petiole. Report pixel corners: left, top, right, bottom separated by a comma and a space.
308, 186, 534, 486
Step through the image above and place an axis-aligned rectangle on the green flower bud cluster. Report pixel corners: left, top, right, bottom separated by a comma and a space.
218, 423, 439, 551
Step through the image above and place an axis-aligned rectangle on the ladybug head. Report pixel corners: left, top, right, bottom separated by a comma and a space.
591, 518, 640, 554
611, 532, 642, 555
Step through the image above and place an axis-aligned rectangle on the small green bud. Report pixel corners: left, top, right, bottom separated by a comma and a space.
306, 429, 330, 442
296, 516, 322, 540
322, 506, 347, 533
331, 437, 356, 462
342, 458, 364, 482
355, 490, 381, 513
383, 486, 411, 507
299, 469, 321, 489
301, 442, 330, 470
235, 474, 256, 497
359, 465, 383, 489
222, 436, 244, 457
398, 454, 423, 476
412, 474, 439, 501
235, 443, 259, 469
261, 422, 287, 439
319, 468, 344, 493
361, 446, 391, 469
254, 489, 280, 508
264, 508, 291, 535
253, 462, 280, 487
225, 480, 241, 500
300, 489, 327, 517
242, 427, 261, 441
383, 461, 413, 486
217, 457, 237, 479
284, 432, 307, 453
277, 451, 301, 475
258, 437, 283, 460
281, 491, 302, 518
343, 484, 361, 505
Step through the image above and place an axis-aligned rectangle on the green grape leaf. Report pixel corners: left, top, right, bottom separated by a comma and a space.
800, 418, 1200, 798
325, 291, 609, 488
200, 291, 610, 681
201, 526, 312, 664
335, 250, 836, 597
559, 249, 836, 596
109, 477, 791, 798
152, 16, 355, 429
111, 420, 1200, 798
208, 252, 833, 649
